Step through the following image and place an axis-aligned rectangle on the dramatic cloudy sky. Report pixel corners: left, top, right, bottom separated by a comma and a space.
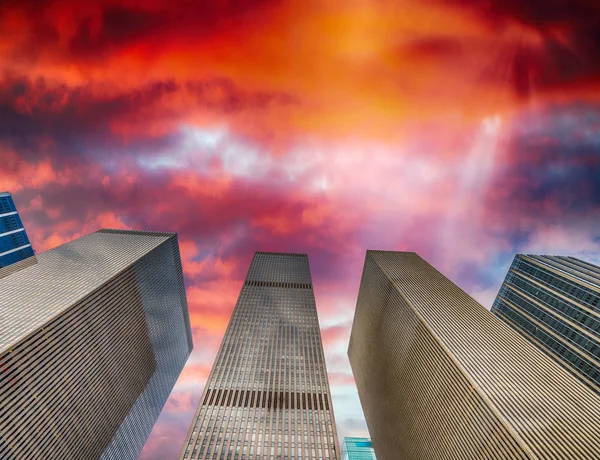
1, 0, 600, 457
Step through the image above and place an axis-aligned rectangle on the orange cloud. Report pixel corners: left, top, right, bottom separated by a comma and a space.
0, 151, 61, 192
2, 1, 600, 459
4, 0, 593, 151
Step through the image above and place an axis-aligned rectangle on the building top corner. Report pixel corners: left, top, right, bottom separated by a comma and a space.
255, 251, 308, 258
96, 228, 177, 239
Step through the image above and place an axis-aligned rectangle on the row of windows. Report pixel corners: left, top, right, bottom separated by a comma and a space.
189, 446, 332, 460
1, 230, 28, 248
0, 247, 35, 269
0, 215, 23, 233
500, 288, 600, 358
0, 197, 15, 215
189, 407, 335, 458
203, 388, 330, 411
560, 257, 600, 283
256, 252, 307, 258
194, 408, 333, 430
508, 272, 600, 333
495, 303, 600, 388
244, 280, 312, 290
516, 259, 600, 313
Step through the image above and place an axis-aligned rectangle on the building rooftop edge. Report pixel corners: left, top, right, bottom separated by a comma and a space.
366, 249, 418, 254
96, 228, 177, 238
518, 254, 595, 261
255, 251, 308, 257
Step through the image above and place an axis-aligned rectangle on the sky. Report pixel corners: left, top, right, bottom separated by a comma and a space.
1, 0, 600, 458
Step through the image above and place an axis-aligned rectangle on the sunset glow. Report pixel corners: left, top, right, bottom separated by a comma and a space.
1, 0, 599, 457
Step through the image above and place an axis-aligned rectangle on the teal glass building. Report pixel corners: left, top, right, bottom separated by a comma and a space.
342, 437, 376, 459
0, 192, 34, 268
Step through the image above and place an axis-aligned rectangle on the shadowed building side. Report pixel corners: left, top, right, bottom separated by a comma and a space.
348, 250, 600, 460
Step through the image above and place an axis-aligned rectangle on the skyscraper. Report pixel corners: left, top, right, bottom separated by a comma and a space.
492, 254, 600, 393
0, 192, 34, 268
342, 437, 376, 460
348, 250, 600, 460
180, 252, 339, 460
0, 229, 193, 459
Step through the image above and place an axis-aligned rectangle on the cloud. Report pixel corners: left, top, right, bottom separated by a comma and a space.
2, 1, 600, 458
403, 36, 465, 60
338, 417, 369, 432
439, 0, 600, 98
322, 323, 353, 347
7, 100, 599, 458
1, 0, 283, 62
0, 75, 300, 165
484, 102, 600, 229
328, 372, 356, 386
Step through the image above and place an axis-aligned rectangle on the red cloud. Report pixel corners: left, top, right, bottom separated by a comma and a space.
0, 150, 71, 192
2, 0, 600, 459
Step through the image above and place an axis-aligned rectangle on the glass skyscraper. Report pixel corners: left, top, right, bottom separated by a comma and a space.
492, 254, 600, 393
0, 192, 34, 268
348, 250, 600, 460
0, 229, 193, 459
180, 252, 339, 460
342, 437, 376, 460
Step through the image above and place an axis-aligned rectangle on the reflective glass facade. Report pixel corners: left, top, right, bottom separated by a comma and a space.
348, 251, 600, 460
180, 252, 339, 460
0, 229, 193, 459
492, 254, 600, 394
0, 192, 34, 268
342, 437, 376, 460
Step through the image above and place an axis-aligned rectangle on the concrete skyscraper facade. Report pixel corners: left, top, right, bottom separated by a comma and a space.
348, 250, 600, 460
0, 229, 193, 459
0, 192, 34, 268
180, 252, 339, 460
492, 254, 600, 393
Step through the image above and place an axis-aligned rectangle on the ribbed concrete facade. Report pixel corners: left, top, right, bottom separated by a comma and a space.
492, 254, 600, 394
348, 250, 600, 460
180, 252, 339, 460
0, 229, 193, 459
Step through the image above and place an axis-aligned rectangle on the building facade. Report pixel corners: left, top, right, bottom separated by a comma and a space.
0, 192, 34, 268
492, 254, 600, 393
180, 252, 339, 460
0, 229, 193, 459
342, 437, 376, 460
348, 250, 600, 460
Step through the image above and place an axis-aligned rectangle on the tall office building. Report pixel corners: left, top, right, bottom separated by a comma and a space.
492, 254, 600, 393
348, 251, 600, 460
0, 229, 193, 459
0, 192, 34, 268
180, 252, 339, 460
342, 437, 376, 460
